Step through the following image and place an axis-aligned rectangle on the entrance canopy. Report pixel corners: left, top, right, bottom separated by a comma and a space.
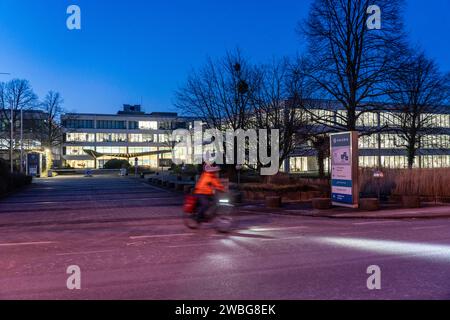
83, 149, 171, 159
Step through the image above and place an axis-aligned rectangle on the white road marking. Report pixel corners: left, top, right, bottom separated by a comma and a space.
21, 197, 173, 205
129, 233, 195, 240
260, 236, 306, 242
248, 226, 309, 232
352, 220, 403, 226
0, 241, 55, 247
412, 225, 447, 230
339, 230, 384, 236
56, 250, 115, 256
167, 243, 218, 248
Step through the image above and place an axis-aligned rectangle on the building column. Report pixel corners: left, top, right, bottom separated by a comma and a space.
284, 157, 290, 173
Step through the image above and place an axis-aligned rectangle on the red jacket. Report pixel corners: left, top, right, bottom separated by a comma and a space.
194, 172, 225, 195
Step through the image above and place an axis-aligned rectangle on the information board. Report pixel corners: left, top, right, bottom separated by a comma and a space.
330, 132, 359, 208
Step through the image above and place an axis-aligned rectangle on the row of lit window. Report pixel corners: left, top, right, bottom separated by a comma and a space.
63, 120, 187, 130
288, 155, 450, 172
0, 139, 42, 150
64, 146, 172, 156
66, 133, 169, 143
359, 134, 450, 149
301, 110, 450, 128
359, 155, 450, 169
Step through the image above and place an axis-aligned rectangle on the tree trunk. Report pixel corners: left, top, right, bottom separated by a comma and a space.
407, 147, 416, 169
317, 149, 325, 179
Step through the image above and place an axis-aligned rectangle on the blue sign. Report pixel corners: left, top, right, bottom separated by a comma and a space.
330, 132, 357, 207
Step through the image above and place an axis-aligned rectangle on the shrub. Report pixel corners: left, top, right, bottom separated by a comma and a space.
0, 159, 32, 195
0, 158, 9, 178
170, 164, 200, 175
103, 159, 131, 170
0, 177, 7, 194
240, 182, 323, 193
359, 168, 450, 198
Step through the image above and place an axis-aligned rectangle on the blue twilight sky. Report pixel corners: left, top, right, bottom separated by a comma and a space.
0, 0, 449, 115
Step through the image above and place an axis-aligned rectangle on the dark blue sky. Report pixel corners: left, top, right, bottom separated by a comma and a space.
0, 0, 449, 114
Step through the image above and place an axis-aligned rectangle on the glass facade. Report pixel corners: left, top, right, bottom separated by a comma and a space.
65, 146, 95, 156
96, 120, 127, 130
61, 108, 449, 172
66, 160, 96, 169
129, 134, 155, 143
290, 157, 309, 172
359, 134, 450, 150
96, 133, 127, 143
96, 146, 127, 154
66, 133, 95, 143
64, 119, 94, 129
356, 112, 378, 127
61, 112, 193, 169
138, 121, 158, 130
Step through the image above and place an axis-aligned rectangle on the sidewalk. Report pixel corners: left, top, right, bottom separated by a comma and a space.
239, 202, 450, 220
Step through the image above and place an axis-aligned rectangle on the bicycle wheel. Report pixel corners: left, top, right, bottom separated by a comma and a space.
183, 212, 200, 229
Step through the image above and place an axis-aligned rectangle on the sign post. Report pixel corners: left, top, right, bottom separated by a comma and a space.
134, 157, 139, 176
330, 132, 359, 208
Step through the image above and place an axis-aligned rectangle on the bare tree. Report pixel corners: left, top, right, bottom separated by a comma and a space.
298, 0, 407, 131
0, 79, 37, 170
175, 49, 259, 132
175, 49, 262, 177
39, 91, 65, 149
250, 58, 311, 170
37, 91, 66, 170
386, 51, 450, 168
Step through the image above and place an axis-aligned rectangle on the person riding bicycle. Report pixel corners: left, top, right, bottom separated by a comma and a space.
193, 163, 225, 222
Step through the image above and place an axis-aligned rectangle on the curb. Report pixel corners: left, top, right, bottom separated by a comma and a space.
240, 205, 450, 220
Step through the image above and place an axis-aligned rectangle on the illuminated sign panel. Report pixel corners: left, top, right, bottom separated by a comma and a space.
330, 132, 359, 208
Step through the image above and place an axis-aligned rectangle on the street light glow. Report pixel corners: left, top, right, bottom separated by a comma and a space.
315, 237, 450, 262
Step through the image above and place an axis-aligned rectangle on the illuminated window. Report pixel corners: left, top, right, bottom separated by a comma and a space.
139, 121, 158, 130
65, 146, 95, 155
66, 133, 95, 142
96, 133, 127, 142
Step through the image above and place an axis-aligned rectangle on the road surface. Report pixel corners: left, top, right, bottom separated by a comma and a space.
1, 175, 450, 299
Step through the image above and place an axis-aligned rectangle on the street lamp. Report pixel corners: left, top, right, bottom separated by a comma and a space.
20, 108, 24, 173
1, 72, 12, 172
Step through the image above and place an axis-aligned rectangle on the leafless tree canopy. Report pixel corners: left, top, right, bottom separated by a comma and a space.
0, 79, 38, 152
299, 0, 407, 131
386, 51, 450, 168
250, 58, 311, 166
39, 91, 65, 149
175, 51, 317, 170
175, 49, 260, 132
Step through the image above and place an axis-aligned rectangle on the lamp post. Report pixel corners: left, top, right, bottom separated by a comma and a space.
236, 164, 242, 186
1, 72, 12, 172
10, 107, 14, 173
20, 108, 24, 173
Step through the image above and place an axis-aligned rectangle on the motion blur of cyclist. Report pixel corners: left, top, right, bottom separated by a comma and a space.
193, 163, 225, 222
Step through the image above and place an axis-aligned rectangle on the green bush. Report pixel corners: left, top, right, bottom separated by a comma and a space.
103, 159, 131, 170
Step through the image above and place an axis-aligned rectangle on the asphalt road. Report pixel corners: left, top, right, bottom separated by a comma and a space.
1, 175, 450, 300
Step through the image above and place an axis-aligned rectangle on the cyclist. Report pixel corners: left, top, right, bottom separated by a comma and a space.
193, 163, 225, 222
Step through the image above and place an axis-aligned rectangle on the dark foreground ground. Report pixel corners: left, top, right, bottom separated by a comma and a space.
1, 175, 450, 300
